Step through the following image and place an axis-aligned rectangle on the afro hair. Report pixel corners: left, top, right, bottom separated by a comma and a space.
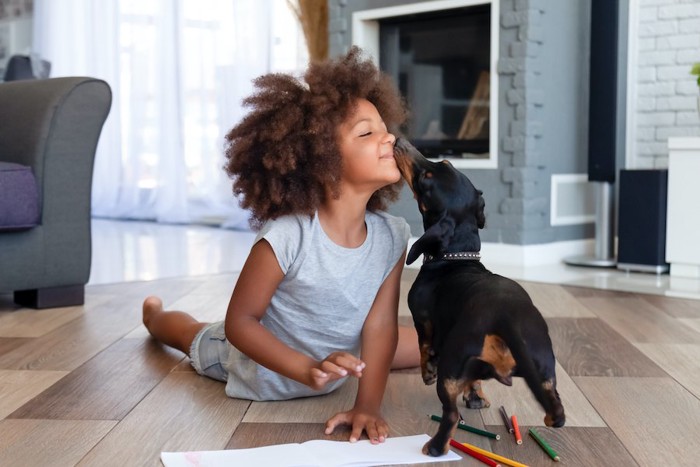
224, 46, 408, 229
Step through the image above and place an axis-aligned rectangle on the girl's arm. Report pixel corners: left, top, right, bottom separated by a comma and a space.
324, 249, 406, 443
225, 239, 363, 389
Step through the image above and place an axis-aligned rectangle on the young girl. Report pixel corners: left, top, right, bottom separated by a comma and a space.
142, 47, 419, 445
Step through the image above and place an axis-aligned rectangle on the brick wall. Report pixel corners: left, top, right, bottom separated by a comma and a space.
634, 0, 700, 168
496, 0, 550, 244
329, 0, 591, 246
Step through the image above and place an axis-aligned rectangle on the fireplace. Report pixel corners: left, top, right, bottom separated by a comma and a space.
353, 0, 499, 168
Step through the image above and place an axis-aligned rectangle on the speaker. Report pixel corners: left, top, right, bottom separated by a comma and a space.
617, 170, 669, 273
588, 0, 619, 183
565, 0, 621, 268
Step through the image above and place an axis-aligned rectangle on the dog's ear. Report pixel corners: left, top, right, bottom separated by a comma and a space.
406, 214, 456, 264
476, 190, 486, 229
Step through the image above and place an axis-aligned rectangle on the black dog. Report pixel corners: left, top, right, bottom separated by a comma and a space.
393, 139, 565, 457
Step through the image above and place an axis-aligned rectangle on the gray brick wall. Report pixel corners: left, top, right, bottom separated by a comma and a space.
330, 0, 591, 246
634, 0, 700, 168
498, 0, 549, 244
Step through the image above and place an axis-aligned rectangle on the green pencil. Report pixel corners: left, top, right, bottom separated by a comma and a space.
429, 414, 500, 440
528, 428, 560, 462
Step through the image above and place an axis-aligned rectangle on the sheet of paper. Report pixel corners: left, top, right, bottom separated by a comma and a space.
161, 434, 461, 467
162, 443, 312, 467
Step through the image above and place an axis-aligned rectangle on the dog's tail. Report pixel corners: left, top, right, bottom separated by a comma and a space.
498, 324, 555, 416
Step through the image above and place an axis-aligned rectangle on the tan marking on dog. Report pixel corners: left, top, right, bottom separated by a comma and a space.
480, 334, 516, 379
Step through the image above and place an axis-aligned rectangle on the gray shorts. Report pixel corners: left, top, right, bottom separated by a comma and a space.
189, 321, 230, 382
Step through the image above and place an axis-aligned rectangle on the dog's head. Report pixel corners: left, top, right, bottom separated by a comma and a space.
394, 138, 485, 265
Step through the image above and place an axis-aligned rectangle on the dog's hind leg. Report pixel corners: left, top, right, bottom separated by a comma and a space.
424, 376, 466, 457
542, 377, 566, 427
509, 332, 566, 428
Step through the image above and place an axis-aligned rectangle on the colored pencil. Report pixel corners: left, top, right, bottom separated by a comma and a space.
499, 406, 514, 433
430, 414, 500, 440
460, 441, 529, 467
528, 428, 560, 462
511, 415, 522, 445
449, 439, 501, 467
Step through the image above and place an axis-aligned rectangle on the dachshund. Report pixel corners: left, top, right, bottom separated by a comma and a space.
393, 138, 565, 457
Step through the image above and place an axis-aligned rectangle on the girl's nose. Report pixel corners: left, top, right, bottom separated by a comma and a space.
386, 132, 396, 145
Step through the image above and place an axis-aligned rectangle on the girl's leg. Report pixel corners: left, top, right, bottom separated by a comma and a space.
392, 325, 420, 370
142, 296, 208, 355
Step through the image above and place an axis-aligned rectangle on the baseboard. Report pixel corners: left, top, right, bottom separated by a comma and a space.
405, 238, 595, 269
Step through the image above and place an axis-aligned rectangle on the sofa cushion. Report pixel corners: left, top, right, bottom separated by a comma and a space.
0, 161, 40, 231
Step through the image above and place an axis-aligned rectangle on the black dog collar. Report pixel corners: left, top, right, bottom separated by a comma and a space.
423, 251, 481, 263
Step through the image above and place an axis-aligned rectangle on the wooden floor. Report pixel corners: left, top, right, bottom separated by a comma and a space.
1, 270, 700, 466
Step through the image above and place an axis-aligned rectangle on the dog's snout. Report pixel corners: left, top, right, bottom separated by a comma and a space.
393, 138, 411, 157
393, 138, 431, 165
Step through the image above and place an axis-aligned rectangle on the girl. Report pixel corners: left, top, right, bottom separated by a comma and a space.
142, 47, 419, 445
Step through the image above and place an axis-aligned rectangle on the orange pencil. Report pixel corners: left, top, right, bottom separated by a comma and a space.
511, 415, 522, 445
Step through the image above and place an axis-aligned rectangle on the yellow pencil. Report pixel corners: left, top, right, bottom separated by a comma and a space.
460, 441, 529, 467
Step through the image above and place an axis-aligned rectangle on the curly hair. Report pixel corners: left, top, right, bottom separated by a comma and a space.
224, 46, 408, 228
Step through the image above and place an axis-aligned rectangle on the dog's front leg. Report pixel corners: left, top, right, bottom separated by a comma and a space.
423, 376, 464, 456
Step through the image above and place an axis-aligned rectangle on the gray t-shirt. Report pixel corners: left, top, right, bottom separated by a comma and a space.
223, 210, 410, 401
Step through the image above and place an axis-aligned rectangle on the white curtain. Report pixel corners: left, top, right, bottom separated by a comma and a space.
33, 0, 308, 228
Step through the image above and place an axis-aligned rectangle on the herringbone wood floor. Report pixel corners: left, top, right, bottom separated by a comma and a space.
1, 269, 700, 466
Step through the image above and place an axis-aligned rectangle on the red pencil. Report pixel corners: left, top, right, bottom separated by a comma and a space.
511, 415, 523, 445
449, 439, 501, 467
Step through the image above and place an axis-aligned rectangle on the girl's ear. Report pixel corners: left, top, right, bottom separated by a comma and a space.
406, 214, 456, 264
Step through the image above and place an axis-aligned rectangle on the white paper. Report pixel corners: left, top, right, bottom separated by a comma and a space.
161, 434, 461, 467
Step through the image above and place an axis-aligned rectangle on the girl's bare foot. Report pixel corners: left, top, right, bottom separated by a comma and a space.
142, 296, 164, 329
140, 297, 206, 354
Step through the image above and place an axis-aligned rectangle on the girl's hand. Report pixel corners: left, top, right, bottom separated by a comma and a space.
324, 409, 388, 444
309, 352, 366, 390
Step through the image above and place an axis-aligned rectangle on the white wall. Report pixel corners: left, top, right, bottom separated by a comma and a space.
629, 0, 700, 168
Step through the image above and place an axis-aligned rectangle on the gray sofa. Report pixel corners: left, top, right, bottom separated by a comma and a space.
0, 77, 111, 308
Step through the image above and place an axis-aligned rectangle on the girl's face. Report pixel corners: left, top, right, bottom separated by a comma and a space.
337, 98, 400, 192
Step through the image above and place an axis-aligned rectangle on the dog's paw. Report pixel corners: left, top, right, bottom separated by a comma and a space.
422, 439, 448, 457
544, 402, 566, 427
462, 393, 490, 409
421, 369, 437, 385
462, 384, 491, 409
544, 413, 566, 428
